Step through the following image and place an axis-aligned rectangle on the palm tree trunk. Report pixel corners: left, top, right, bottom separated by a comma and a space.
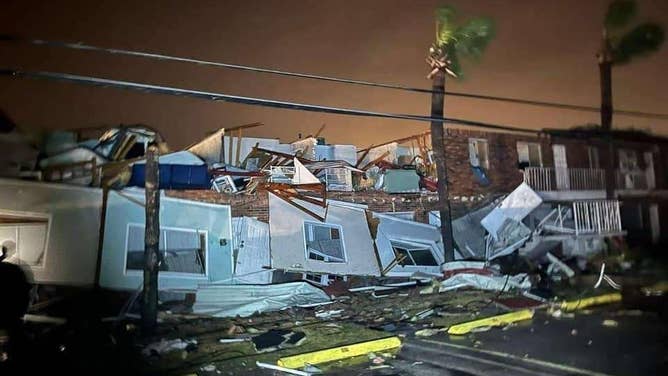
599, 54, 615, 199
429, 69, 456, 262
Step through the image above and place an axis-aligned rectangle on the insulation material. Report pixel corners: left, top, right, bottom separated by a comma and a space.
187, 128, 225, 165
99, 189, 233, 290
269, 193, 380, 276
374, 213, 447, 277
435, 261, 531, 292
0, 178, 102, 285
232, 217, 273, 284
437, 273, 531, 292
38, 147, 107, 169
135, 150, 204, 166
192, 281, 330, 317
292, 158, 321, 184
481, 183, 542, 240
291, 138, 317, 160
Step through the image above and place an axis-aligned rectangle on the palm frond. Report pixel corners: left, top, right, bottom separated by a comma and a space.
435, 6, 458, 47
605, 0, 637, 30
612, 22, 665, 64
453, 18, 495, 59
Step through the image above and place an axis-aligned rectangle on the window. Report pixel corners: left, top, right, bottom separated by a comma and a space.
391, 240, 438, 266
302, 273, 348, 286
468, 138, 489, 169
125, 224, 206, 274
516, 142, 542, 167
618, 149, 639, 171
0, 212, 49, 268
588, 147, 600, 169
304, 222, 346, 263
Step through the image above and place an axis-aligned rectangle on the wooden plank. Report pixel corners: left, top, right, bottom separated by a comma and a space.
234, 128, 243, 167
360, 150, 391, 171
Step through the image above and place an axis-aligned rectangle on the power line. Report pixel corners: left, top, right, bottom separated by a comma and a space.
0, 68, 539, 134
3, 35, 667, 121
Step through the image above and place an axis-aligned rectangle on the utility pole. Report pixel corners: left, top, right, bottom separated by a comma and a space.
599, 29, 616, 200
142, 145, 160, 334
429, 68, 456, 262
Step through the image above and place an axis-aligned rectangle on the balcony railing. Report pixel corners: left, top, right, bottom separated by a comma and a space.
573, 200, 622, 235
523, 167, 605, 191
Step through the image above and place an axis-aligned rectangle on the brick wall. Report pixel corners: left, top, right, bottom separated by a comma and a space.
165, 189, 497, 224
442, 128, 550, 197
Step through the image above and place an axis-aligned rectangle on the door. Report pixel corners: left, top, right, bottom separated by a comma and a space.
650, 204, 660, 244
553, 144, 570, 190
644, 152, 655, 189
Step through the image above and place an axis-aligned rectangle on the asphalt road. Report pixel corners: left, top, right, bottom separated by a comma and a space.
395, 304, 668, 376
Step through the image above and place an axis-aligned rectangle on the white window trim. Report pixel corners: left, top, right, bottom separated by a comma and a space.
468, 138, 489, 169
302, 221, 347, 263
0, 209, 51, 270
389, 239, 439, 267
123, 223, 209, 278
516, 141, 543, 167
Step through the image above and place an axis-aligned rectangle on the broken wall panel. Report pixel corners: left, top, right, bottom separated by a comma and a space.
373, 213, 446, 277
268, 193, 380, 276
481, 182, 542, 239
0, 178, 103, 285
232, 216, 272, 284
99, 189, 233, 290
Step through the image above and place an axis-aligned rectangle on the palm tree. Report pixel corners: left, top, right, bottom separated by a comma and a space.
599, 0, 664, 198
427, 6, 494, 262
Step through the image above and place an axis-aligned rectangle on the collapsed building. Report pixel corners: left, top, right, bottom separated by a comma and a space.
1, 120, 667, 308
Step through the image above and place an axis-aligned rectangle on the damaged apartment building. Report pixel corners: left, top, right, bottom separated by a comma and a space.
1, 115, 667, 297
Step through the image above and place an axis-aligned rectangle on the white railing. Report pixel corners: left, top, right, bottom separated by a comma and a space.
523, 167, 605, 191
267, 166, 295, 183
573, 200, 622, 235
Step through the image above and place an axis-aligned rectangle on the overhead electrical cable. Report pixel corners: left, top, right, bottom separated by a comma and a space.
2, 35, 667, 121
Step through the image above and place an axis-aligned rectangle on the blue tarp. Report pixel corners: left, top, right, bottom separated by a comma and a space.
129, 164, 210, 189
471, 165, 490, 186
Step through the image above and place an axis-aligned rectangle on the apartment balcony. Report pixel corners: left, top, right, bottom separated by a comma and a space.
524, 166, 656, 200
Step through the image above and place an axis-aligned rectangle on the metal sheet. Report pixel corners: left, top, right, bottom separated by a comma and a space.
192, 281, 330, 317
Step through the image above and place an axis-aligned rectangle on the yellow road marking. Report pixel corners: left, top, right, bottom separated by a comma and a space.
560, 293, 622, 312
447, 309, 534, 335
276, 336, 402, 369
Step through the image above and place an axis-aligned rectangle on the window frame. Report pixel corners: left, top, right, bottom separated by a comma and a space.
468, 138, 490, 169
0, 209, 51, 269
303, 221, 347, 263
390, 240, 439, 267
516, 141, 543, 167
124, 223, 208, 277
587, 146, 600, 169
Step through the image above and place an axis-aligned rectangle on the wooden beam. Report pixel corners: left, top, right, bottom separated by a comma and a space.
224, 121, 264, 132
314, 123, 327, 138
355, 145, 373, 168
360, 150, 391, 171
271, 190, 324, 221
357, 131, 431, 153
234, 128, 243, 167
